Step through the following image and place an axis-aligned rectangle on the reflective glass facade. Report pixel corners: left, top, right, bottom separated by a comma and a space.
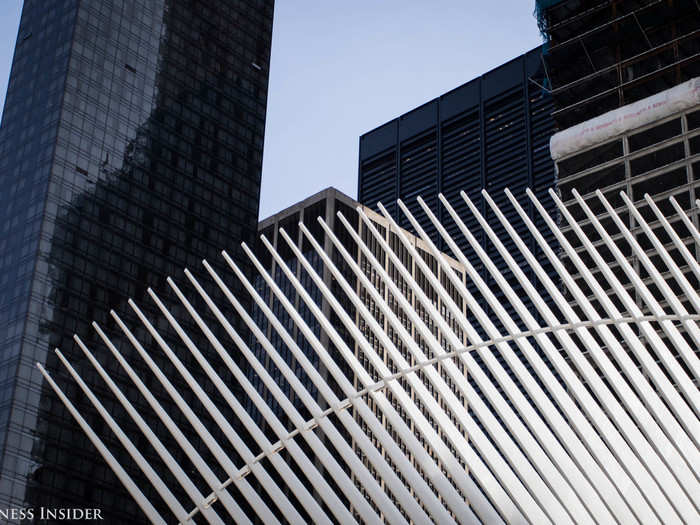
0, 0, 273, 521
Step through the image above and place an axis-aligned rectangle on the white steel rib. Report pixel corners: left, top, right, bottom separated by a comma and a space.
38, 189, 700, 524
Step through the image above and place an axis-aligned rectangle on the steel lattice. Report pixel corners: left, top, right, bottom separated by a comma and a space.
39, 189, 700, 524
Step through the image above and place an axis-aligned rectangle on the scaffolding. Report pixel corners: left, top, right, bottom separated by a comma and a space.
535, 0, 568, 37
537, 0, 700, 129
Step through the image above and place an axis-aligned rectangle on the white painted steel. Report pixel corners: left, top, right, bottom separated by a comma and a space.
573, 190, 700, 421
36, 363, 168, 525
643, 194, 700, 302
312, 218, 523, 524
172, 269, 391, 525
70, 336, 207, 524
247, 237, 462, 524
406, 196, 628, 525
553, 191, 699, 520
618, 192, 700, 382
355, 206, 570, 524
39, 189, 700, 525
285, 223, 502, 524
393, 199, 612, 523
111, 308, 253, 525
530, 189, 691, 522
196, 261, 425, 524
485, 187, 695, 504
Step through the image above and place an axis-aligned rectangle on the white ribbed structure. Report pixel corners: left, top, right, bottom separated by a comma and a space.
38, 188, 700, 524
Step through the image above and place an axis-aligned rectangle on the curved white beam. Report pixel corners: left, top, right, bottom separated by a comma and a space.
39, 189, 700, 525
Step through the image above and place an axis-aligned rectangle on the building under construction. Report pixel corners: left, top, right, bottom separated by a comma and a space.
537, 0, 700, 384
536, 0, 700, 129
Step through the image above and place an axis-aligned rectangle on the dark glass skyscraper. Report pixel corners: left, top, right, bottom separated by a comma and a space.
0, 0, 273, 521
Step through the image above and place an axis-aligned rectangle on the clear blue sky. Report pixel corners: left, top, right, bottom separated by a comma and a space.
0, 1, 544, 220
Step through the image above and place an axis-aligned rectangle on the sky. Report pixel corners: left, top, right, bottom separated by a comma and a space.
0, 1, 544, 220
0, 2, 22, 122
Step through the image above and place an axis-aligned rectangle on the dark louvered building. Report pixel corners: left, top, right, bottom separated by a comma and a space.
358, 47, 558, 330
358, 46, 563, 440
